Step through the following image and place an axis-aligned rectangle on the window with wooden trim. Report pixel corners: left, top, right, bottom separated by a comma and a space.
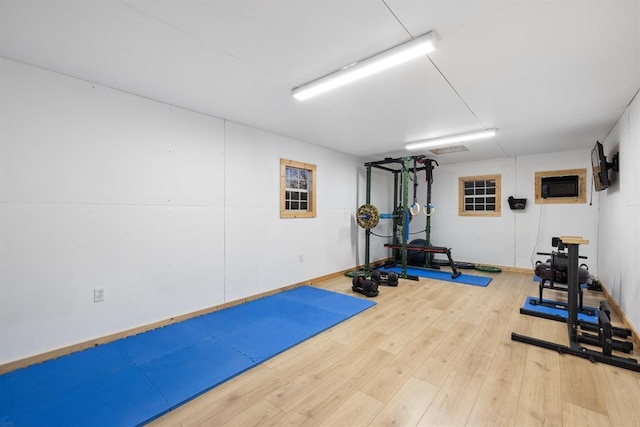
534, 169, 586, 204
280, 159, 316, 218
458, 174, 502, 217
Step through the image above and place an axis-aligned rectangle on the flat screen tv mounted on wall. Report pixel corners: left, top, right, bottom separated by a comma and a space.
591, 141, 617, 192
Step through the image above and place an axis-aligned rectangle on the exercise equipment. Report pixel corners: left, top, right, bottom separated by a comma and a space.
356, 155, 459, 281
0, 286, 376, 426
512, 236, 639, 372
356, 204, 380, 229
529, 237, 594, 317
383, 241, 461, 279
352, 275, 379, 297
356, 204, 410, 230
370, 269, 398, 287
474, 265, 502, 273
404, 238, 429, 266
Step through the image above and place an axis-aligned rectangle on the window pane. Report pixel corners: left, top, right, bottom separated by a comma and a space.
281, 160, 317, 217
459, 175, 500, 216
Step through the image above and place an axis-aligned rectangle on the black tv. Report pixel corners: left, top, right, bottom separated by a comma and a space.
591, 141, 610, 191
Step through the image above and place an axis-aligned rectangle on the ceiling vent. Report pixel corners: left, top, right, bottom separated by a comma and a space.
429, 145, 469, 155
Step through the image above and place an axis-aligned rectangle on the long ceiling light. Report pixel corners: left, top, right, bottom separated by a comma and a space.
292, 31, 438, 101
405, 129, 497, 150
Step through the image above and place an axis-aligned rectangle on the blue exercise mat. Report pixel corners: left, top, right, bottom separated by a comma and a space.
381, 265, 492, 287
0, 286, 375, 426
521, 296, 598, 323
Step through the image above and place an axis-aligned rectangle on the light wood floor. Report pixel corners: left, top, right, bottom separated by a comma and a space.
150, 270, 640, 426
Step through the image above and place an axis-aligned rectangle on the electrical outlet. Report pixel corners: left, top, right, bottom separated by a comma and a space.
299, 254, 304, 263
94, 288, 105, 303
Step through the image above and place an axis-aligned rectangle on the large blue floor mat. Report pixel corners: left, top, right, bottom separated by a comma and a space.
0, 286, 375, 426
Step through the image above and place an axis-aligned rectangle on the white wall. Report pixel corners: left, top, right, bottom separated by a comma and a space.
0, 58, 377, 365
413, 152, 598, 270
222, 122, 384, 302
598, 90, 640, 332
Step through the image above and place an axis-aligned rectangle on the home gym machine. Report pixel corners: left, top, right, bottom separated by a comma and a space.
511, 236, 639, 372
356, 155, 460, 280
524, 236, 596, 319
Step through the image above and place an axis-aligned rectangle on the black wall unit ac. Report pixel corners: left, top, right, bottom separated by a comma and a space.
541, 175, 579, 198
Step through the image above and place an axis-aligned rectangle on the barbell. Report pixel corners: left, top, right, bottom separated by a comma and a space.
356, 204, 415, 229
356, 204, 380, 229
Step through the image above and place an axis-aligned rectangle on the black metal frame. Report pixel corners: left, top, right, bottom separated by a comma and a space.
511, 238, 640, 372
362, 156, 460, 280
529, 239, 594, 317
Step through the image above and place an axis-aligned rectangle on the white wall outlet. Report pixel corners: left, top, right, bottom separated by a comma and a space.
94, 288, 105, 303
299, 254, 304, 263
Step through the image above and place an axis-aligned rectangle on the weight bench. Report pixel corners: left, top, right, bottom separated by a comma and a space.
384, 243, 461, 279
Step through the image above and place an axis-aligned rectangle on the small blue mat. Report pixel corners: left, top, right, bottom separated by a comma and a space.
521, 296, 598, 323
381, 266, 492, 287
0, 286, 375, 426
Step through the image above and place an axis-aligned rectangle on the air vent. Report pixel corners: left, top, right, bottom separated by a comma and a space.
429, 145, 469, 155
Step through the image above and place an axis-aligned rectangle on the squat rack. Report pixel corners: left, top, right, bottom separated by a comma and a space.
362, 155, 460, 279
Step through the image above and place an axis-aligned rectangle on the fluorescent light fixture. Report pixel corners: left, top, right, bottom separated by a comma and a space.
406, 129, 497, 150
292, 32, 437, 101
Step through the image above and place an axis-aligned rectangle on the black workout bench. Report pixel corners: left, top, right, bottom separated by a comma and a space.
384, 243, 461, 279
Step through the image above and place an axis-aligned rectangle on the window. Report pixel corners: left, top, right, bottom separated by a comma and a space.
280, 159, 316, 218
458, 174, 501, 216
534, 169, 586, 204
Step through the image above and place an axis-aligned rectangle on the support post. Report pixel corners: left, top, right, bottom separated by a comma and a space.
392, 171, 400, 253
364, 164, 372, 273
566, 238, 580, 345
400, 157, 410, 277
424, 159, 435, 267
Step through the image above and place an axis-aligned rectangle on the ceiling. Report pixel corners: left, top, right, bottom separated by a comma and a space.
1, 0, 639, 164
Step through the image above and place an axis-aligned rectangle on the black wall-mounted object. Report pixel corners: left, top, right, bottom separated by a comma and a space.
541, 175, 579, 198
591, 141, 619, 192
508, 196, 527, 210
